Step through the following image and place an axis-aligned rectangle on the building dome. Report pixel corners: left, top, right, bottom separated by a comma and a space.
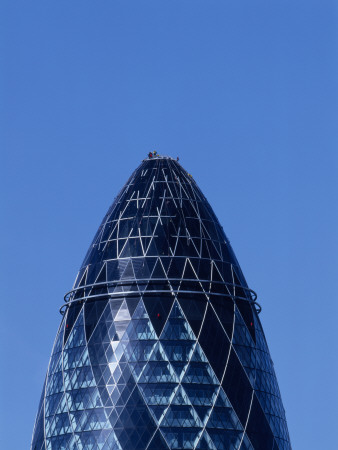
31, 155, 291, 449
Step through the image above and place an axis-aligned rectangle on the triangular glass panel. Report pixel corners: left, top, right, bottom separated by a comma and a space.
107, 322, 118, 343
194, 406, 212, 425
138, 361, 179, 384
120, 260, 134, 280
149, 342, 169, 362
131, 317, 157, 340
151, 258, 166, 279
170, 385, 191, 406
160, 427, 202, 448
159, 257, 171, 276
207, 403, 242, 430
232, 267, 246, 292
116, 259, 129, 279
196, 430, 217, 450
182, 383, 219, 407
207, 429, 243, 449
198, 305, 231, 381
145, 257, 158, 278
102, 239, 118, 262
215, 388, 232, 408
146, 238, 158, 256
235, 298, 255, 343
170, 361, 186, 379
114, 300, 131, 322
95, 264, 107, 283
160, 301, 196, 341
143, 296, 174, 337
234, 307, 255, 348
212, 262, 224, 283
114, 322, 130, 341
138, 382, 176, 406
191, 238, 202, 256
109, 299, 124, 319
147, 429, 170, 449
148, 405, 167, 422
220, 261, 233, 285
90, 322, 109, 348
107, 260, 120, 282
173, 237, 188, 257
240, 433, 254, 450
132, 258, 148, 279
178, 295, 207, 337
65, 320, 85, 350
125, 297, 139, 317
55, 394, 68, 414
85, 300, 108, 342
182, 361, 219, 385
161, 339, 195, 363
212, 298, 235, 339
208, 240, 222, 260
128, 238, 144, 259
167, 258, 185, 279
201, 239, 211, 259
161, 404, 203, 427
183, 259, 198, 280
64, 303, 83, 345
198, 258, 211, 281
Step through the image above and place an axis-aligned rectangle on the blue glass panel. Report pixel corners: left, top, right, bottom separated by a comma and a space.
207, 429, 243, 450
160, 428, 202, 449
246, 395, 276, 449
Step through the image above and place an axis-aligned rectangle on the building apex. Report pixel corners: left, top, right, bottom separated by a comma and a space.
145, 151, 179, 162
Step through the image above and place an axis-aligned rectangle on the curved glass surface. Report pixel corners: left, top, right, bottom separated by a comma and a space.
31, 156, 291, 450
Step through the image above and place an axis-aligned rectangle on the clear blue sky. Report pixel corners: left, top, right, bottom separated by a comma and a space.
1, 1, 337, 448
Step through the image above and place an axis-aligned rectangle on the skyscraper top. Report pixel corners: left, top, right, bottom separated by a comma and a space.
67, 154, 251, 312
145, 151, 179, 161
32, 156, 291, 450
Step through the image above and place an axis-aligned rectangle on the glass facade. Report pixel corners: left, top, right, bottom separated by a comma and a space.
31, 156, 291, 449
